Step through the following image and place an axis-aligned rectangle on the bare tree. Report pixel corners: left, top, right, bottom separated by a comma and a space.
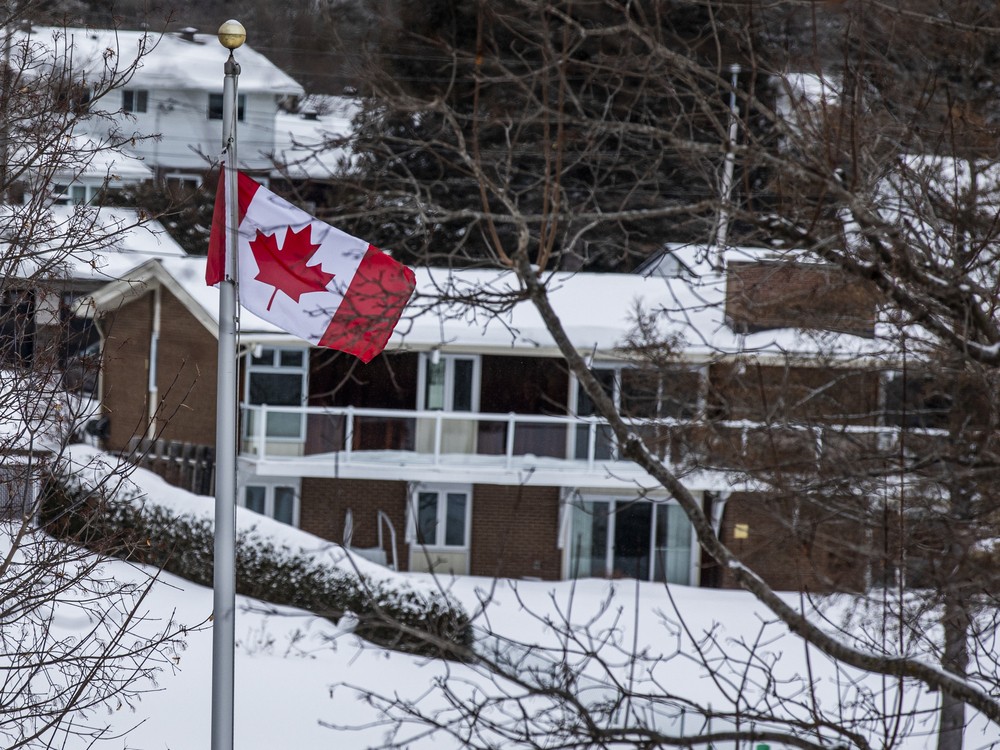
0, 12, 190, 748
318, 1, 1000, 748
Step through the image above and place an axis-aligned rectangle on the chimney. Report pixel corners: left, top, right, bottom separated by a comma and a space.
178, 26, 198, 43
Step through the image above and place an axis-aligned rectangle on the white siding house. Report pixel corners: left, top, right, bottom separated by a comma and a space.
18, 24, 304, 182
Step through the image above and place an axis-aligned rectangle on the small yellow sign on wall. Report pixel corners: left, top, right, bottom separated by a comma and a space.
733, 523, 749, 540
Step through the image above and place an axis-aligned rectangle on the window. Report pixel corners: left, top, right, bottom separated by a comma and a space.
163, 173, 202, 192
242, 479, 299, 525
882, 372, 951, 429
572, 365, 704, 459
574, 368, 616, 460
122, 89, 148, 113
419, 354, 478, 411
567, 495, 694, 584
208, 93, 245, 121
52, 183, 100, 205
0, 290, 34, 366
621, 367, 702, 420
244, 346, 308, 440
413, 485, 470, 548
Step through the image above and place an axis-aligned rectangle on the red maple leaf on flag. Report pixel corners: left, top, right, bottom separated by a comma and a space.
250, 225, 335, 310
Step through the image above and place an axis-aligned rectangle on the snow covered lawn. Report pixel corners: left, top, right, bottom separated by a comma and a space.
35, 448, 1000, 749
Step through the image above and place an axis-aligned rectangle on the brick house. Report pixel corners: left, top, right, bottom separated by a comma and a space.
77, 245, 903, 591
1, 207, 187, 385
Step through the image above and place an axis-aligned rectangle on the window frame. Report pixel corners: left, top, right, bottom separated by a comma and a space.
416, 353, 480, 412
241, 477, 300, 526
410, 484, 472, 550
243, 346, 309, 442
122, 89, 149, 113
52, 182, 102, 205
568, 363, 706, 459
208, 92, 246, 121
571, 364, 706, 416
565, 492, 697, 584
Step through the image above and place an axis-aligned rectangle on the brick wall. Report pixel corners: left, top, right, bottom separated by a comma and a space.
718, 492, 874, 592
100, 287, 219, 452
470, 484, 562, 580
299, 479, 563, 579
726, 261, 876, 337
154, 292, 219, 444
100, 294, 152, 451
300, 477, 409, 570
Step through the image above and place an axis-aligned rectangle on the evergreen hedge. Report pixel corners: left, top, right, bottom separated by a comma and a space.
41, 473, 473, 658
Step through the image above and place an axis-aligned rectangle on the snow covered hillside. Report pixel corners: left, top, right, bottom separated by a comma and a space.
29, 447, 1000, 750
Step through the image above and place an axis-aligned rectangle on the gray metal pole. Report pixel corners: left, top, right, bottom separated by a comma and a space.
212, 20, 245, 750
713, 63, 741, 265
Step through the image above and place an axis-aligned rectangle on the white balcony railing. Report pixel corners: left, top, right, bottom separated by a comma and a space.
240, 403, 936, 472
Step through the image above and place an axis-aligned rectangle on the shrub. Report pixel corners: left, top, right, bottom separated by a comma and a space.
41, 472, 473, 658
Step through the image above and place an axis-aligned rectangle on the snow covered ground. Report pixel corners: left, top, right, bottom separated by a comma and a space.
28, 448, 1000, 750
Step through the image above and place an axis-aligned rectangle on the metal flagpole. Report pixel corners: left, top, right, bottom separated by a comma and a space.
212, 19, 246, 750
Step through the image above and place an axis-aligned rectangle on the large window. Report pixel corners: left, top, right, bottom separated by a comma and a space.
567, 495, 694, 584
243, 479, 299, 526
882, 372, 952, 429
53, 183, 107, 205
573, 365, 703, 460
416, 354, 480, 454
620, 367, 702, 420
245, 346, 308, 440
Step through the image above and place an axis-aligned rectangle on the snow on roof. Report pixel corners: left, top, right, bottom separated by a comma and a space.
774, 71, 841, 122
84, 248, 888, 363
54, 134, 154, 183
4, 205, 187, 283
14, 133, 154, 188
16, 25, 304, 97
271, 97, 359, 180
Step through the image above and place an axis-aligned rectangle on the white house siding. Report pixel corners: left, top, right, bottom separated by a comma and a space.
118, 88, 284, 172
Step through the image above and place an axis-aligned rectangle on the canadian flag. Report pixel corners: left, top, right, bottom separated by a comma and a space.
206, 169, 416, 363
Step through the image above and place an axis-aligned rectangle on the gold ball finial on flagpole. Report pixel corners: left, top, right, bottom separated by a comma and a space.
217, 19, 246, 50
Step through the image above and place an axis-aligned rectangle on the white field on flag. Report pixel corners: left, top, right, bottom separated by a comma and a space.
209, 170, 415, 363
238, 189, 368, 340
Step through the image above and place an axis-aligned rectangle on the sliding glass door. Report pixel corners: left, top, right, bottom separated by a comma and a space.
568, 496, 695, 584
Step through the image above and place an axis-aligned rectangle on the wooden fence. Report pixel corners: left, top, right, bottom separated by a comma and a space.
126, 438, 215, 496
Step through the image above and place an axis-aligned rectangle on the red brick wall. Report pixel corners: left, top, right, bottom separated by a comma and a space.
718, 492, 872, 592
300, 478, 409, 571
470, 484, 562, 580
299, 479, 564, 579
155, 292, 219, 444
726, 261, 876, 337
100, 295, 153, 451
100, 288, 219, 452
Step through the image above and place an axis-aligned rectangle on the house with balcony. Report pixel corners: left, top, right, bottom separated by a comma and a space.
76, 243, 910, 591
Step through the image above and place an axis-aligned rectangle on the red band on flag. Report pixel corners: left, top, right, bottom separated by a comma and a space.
206, 167, 262, 285
319, 245, 417, 363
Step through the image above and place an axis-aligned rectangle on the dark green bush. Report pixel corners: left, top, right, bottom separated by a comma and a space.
41, 473, 473, 658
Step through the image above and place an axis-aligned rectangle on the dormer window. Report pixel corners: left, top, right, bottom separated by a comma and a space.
208, 93, 245, 121
122, 89, 148, 113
